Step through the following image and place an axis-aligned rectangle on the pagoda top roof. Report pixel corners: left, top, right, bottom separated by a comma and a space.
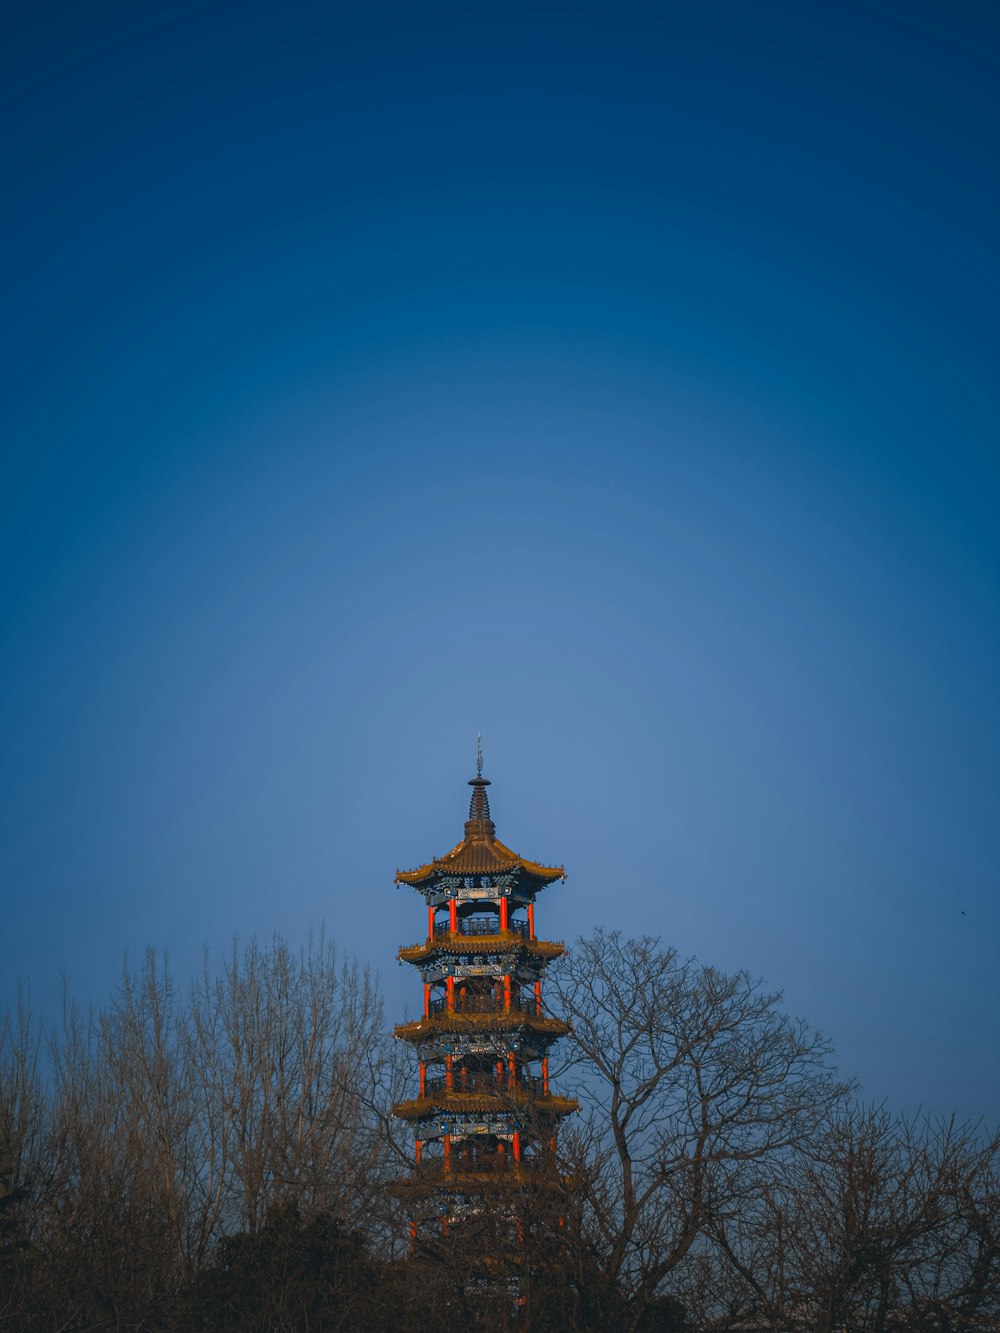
395, 768, 564, 887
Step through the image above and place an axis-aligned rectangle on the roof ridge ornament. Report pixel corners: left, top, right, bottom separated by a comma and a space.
476, 731, 483, 778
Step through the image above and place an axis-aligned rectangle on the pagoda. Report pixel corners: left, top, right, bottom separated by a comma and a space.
393, 746, 577, 1236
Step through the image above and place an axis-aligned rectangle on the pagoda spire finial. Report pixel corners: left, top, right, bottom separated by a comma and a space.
466, 734, 494, 837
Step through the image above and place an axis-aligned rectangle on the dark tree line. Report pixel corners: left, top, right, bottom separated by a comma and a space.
1, 930, 997, 1330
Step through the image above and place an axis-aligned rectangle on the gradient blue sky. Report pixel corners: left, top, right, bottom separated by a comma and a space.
2, 1, 997, 1123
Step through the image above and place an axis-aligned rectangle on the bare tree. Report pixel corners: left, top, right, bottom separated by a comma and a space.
184, 932, 392, 1241
550, 929, 851, 1327
707, 1101, 1000, 1331
0, 993, 42, 1326
0, 933, 395, 1328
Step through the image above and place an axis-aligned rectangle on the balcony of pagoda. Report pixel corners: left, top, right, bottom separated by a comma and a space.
426, 1071, 546, 1097
429, 994, 545, 1018
448, 915, 525, 938
402, 1151, 568, 1183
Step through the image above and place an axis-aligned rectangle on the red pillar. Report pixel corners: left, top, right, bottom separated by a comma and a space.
446, 976, 455, 1010
499, 896, 509, 930
443, 1134, 452, 1171
449, 899, 458, 931
508, 1052, 517, 1085
534, 979, 543, 1011
513, 1131, 521, 1162
527, 902, 535, 939
504, 973, 512, 1009
542, 1057, 550, 1094
427, 905, 435, 939
423, 984, 430, 1018
445, 1055, 453, 1089
415, 1140, 423, 1164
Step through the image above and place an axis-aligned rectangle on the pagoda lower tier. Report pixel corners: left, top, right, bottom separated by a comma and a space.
392, 764, 575, 1223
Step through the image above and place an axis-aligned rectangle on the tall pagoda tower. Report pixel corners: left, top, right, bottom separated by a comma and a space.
393, 747, 576, 1237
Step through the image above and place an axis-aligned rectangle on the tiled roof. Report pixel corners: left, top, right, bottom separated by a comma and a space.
396, 835, 563, 885
396, 774, 564, 886
394, 1012, 571, 1042
393, 1092, 578, 1120
397, 936, 564, 964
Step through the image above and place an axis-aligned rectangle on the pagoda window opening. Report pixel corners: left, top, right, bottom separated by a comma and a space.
457, 1059, 511, 1093
451, 1056, 505, 1094
451, 978, 497, 1015
454, 903, 500, 936
452, 1134, 518, 1173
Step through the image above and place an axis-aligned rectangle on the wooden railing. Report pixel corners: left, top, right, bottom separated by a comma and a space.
428, 996, 544, 1018
424, 1072, 545, 1097
414, 1155, 520, 1177
433, 918, 529, 940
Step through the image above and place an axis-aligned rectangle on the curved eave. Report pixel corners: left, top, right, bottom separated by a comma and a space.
394, 1013, 571, 1042
393, 1092, 578, 1120
396, 835, 564, 886
398, 936, 565, 964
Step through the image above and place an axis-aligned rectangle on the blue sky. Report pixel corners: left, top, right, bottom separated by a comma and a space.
2, 0, 997, 1122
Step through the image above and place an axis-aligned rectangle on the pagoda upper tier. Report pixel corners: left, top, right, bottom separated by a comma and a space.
395, 776, 564, 892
